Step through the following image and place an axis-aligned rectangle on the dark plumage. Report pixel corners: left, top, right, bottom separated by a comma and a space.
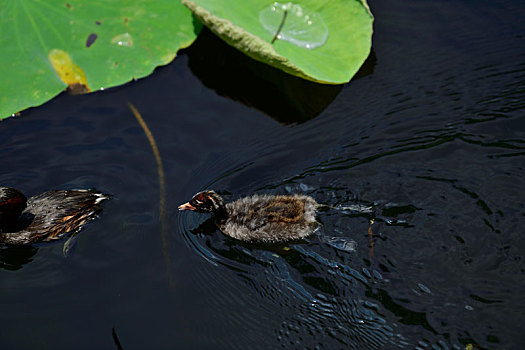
178, 190, 318, 242
0, 187, 108, 245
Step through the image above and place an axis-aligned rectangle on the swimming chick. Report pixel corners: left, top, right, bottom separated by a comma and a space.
178, 190, 318, 243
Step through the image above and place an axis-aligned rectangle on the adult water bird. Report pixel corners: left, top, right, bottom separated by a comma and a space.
0, 187, 108, 245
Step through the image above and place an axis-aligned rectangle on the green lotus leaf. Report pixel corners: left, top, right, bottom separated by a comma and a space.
182, 0, 373, 85
0, 0, 200, 119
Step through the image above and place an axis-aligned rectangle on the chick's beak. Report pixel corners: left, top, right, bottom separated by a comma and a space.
178, 202, 196, 211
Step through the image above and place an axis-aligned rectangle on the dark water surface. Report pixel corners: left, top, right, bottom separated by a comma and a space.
1, 0, 524, 349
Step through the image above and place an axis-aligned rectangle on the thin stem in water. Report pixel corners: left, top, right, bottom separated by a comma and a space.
127, 102, 173, 291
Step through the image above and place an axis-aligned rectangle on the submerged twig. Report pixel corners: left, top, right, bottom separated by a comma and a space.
112, 327, 124, 350
271, 9, 288, 44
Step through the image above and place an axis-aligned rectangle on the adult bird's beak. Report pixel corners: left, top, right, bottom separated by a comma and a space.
178, 202, 196, 211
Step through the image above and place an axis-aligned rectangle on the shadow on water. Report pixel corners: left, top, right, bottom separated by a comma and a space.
184, 28, 375, 125
0, 246, 38, 271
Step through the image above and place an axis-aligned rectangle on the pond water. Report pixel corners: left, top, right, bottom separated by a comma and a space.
1, 0, 523, 349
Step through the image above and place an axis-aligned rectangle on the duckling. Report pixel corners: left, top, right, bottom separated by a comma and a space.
178, 190, 318, 243
0, 187, 108, 245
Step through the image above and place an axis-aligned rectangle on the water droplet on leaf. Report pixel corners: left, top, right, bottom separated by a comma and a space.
111, 33, 133, 47
259, 2, 328, 49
